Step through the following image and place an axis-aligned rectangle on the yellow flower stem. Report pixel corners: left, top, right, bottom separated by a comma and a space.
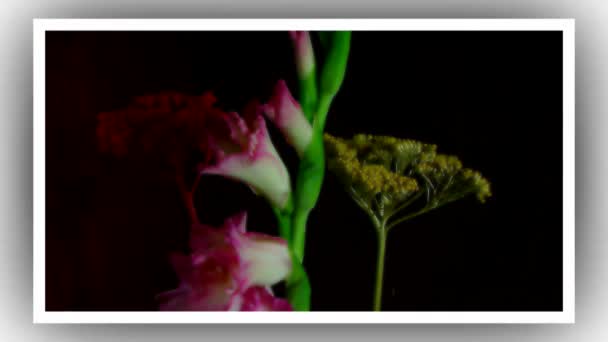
373, 221, 387, 311
372, 205, 435, 310
386, 206, 433, 231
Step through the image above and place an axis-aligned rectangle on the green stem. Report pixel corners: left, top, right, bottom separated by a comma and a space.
298, 71, 317, 122
290, 32, 351, 262
290, 166, 323, 262
388, 191, 424, 218
373, 223, 387, 311
285, 252, 311, 311
386, 206, 432, 231
272, 199, 293, 243
314, 95, 332, 129
289, 84, 340, 262
291, 116, 327, 261
283, 31, 352, 309
291, 210, 309, 261
272, 198, 310, 311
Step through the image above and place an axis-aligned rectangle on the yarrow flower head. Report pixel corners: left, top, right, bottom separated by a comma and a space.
324, 134, 419, 204
158, 212, 293, 311
324, 133, 491, 227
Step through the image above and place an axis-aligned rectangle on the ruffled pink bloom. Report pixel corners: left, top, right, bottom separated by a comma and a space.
263, 80, 313, 157
159, 212, 293, 311
289, 31, 315, 77
200, 101, 292, 209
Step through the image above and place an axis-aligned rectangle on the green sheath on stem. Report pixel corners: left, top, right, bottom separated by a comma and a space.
291, 31, 351, 261
272, 202, 310, 311
277, 31, 351, 310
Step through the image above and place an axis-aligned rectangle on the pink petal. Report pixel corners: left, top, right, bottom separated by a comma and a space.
240, 287, 293, 311
237, 232, 292, 287
224, 211, 248, 234
289, 31, 315, 76
264, 80, 313, 156
160, 248, 244, 311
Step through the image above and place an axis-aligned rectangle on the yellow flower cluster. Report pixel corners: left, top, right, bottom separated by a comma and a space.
462, 169, 492, 202
416, 155, 491, 203
325, 134, 418, 202
353, 164, 418, 197
324, 132, 492, 222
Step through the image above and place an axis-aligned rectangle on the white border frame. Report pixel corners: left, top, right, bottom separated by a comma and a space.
33, 19, 575, 324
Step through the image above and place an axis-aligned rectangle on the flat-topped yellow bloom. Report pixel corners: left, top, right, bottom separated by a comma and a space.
325, 132, 492, 312
357, 164, 418, 195
324, 133, 491, 226
325, 134, 419, 207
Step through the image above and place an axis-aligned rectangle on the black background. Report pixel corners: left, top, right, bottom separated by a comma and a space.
45, 31, 563, 311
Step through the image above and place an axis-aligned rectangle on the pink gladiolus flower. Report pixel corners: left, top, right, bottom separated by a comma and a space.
289, 31, 315, 77
200, 101, 292, 209
98, 92, 292, 210
159, 212, 293, 311
263, 80, 313, 157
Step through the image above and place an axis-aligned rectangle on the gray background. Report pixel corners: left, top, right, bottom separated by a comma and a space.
2, 0, 605, 341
